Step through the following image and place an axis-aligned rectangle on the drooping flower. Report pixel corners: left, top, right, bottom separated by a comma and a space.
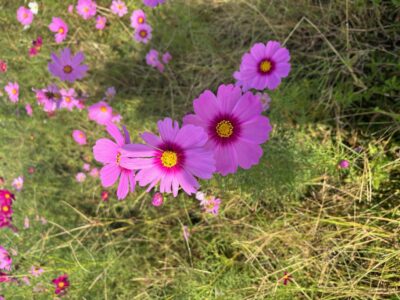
256, 92, 271, 111
48, 48, 88, 82
93, 123, 136, 200
28, 2, 39, 15
89, 167, 99, 178
146, 49, 160, 68
76, 172, 86, 183
25, 104, 33, 116
52, 274, 70, 295
76, 0, 96, 19
72, 130, 87, 145
48, 17, 68, 43
121, 118, 216, 197
0, 60, 7, 73
30, 266, 44, 277
130, 9, 146, 29
95, 15, 107, 30
134, 24, 152, 44
151, 192, 163, 206
12, 177, 23, 191
162, 52, 172, 64
143, 0, 166, 8
60, 88, 78, 110
29, 36, 43, 57
4, 82, 19, 103
87, 101, 113, 125
183, 84, 272, 175
198, 195, 221, 215
234, 41, 291, 91
17, 6, 34, 26
0, 247, 12, 271
338, 159, 350, 169
110, 0, 127, 17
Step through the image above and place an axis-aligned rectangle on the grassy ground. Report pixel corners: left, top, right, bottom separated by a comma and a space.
0, 0, 399, 299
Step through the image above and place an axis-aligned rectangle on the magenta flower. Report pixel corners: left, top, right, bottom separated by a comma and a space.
17, 6, 34, 26
121, 118, 216, 197
130, 9, 146, 29
282, 272, 292, 285
0, 190, 15, 229
60, 88, 78, 110
76, 172, 86, 183
162, 52, 172, 64
48, 17, 68, 43
152, 192, 163, 206
48, 48, 88, 82
25, 104, 33, 116
0, 60, 7, 73
0, 247, 11, 271
199, 195, 221, 215
30, 266, 44, 277
183, 84, 272, 175
52, 274, 70, 295
146, 49, 160, 67
29, 36, 43, 57
4, 82, 19, 103
234, 41, 291, 91
88, 101, 113, 125
76, 0, 96, 19
134, 24, 152, 44
72, 130, 87, 145
338, 159, 350, 169
101, 190, 109, 201
143, 0, 166, 8
95, 16, 107, 30
93, 123, 136, 200
12, 176, 23, 191
111, 0, 127, 17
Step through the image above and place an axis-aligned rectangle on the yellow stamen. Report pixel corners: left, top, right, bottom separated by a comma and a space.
259, 60, 272, 73
216, 120, 234, 138
100, 106, 108, 113
161, 151, 178, 168
138, 17, 144, 24
2, 206, 9, 212
140, 30, 147, 38
58, 282, 65, 288
63, 65, 73, 74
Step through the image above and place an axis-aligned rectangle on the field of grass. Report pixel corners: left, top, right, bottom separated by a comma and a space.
0, 0, 399, 299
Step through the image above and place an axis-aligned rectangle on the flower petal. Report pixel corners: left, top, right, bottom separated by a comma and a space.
93, 138, 119, 164
117, 170, 129, 200
100, 164, 121, 187
106, 122, 124, 146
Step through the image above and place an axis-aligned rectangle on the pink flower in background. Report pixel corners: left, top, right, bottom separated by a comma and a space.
0, 60, 7, 73
110, 0, 127, 17
12, 177, 24, 191
48, 17, 68, 43
60, 88, 78, 110
152, 192, 163, 206
338, 159, 350, 169
4, 82, 19, 103
83, 163, 91, 171
143, 0, 166, 8
134, 24, 152, 44
30, 266, 44, 277
121, 118, 216, 197
111, 114, 122, 124
48, 48, 88, 82
52, 274, 70, 295
0, 246, 11, 271
156, 62, 165, 73
101, 190, 109, 201
130, 9, 146, 29
29, 36, 43, 57
68, 4, 74, 14
105, 87, 116, 100
72, 130, 87, 145
234, 41, 291, 91
22, 276, 31, 285
25, 104, 33, 116
146, 49, 160, 68
199, 195, 221, 215
76, 0, 96, 19
17, 6, 34, 26
257, 92, 271, 111
76, 172, 86, 183
195, 191, 205, 201
88, 101, 113, 125
93, 123, 136, 200
24, 216, 30, 229
183, 84, 272, 175
95, 16, 107, 30
162, 52, 172, 64
0, 190, 14, 228
89, 168, 99, 178
34, 84, 61, 113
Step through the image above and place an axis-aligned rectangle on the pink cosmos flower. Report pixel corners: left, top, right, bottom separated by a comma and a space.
121, 118, 216, 197
162, 52, 172, 64
199, 195, 221, 215
110, 0, 127, 17
30, 266, 44, 277
134, 24, 152, 44
234, 41, 291, 91
29, 36, 43, 57
93, 123, 136, 200
130, 9, 146, 29
143, 0, 166, 8
83, 163, 91, 171
0, 246, 11, 271
5, 82, 19, 103
25, 104, 33, 116
52, 274, 70, 295
34, 84, 61, 113
48, 17, 68, 43
76, 172, 86, 182
12, 177, 23, 191
146, 49, 160, 68
72, 130, 87, 145
48, 48, 88, 82
89, 168, 99, 178
0, 190, 15, 229
60, 88, 78, 110
95, 16, 107, 30
183, 84, 272, 175
88, 101, 113, 125
338, 159, 350, 169
152, 192, 163, 206
0, 60, 7, 73
17, 6, 34, 26
76, 0, 96, 20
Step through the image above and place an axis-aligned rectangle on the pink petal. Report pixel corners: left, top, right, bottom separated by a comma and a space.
240, 116, 272, 144
157, 118, 179, 142
121, 144, 155, 157
275, 63, 291, 78
217, 84, 242, 114
128, 171, 136, 192
100, 164, 121, 187
184, 148, 216, 179
265, 41, 282, 57
117, 171, 130, 200
193, 90, 220, 122
106, 122, 124, 146
141, 132, 162, 148
176, 169, 199, 196
250, 43, 267, 61
232, 92, 263, 123
182, 114, 206, 128
214, 144, 238, 176
93, 138, 119, 164
174, 125, 208, 149
272, 48, 291, 63
234, 142, 263, 169
266, 74, 281, 90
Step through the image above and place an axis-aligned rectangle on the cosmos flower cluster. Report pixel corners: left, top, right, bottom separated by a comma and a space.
0, 190, 15, 229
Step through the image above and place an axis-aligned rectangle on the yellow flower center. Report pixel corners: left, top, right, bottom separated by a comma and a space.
58, 282, 65, 288
83, 7, 89, 13
79, 133, 84, 138
161, 151, 178, 168
58, 27, 64, 34
2, 206, 9, 212
63, 65, 73, 74
116, 152, 121, 164
100, 106, 108, 112
138, 17, 144, 24
140, 30, 147, 38
118, 4, 123, 10
259, 59, 272, 73
23, 13, 29, 19
5, 194, 10, 199
216, 120, 234, 138
12, 89, 17, 95
65, 97, 71, 103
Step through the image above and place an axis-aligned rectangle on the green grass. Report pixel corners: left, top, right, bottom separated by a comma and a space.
0, 0, 399, 299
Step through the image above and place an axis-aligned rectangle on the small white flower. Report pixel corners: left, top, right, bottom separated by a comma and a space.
28, 2, 39, 15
